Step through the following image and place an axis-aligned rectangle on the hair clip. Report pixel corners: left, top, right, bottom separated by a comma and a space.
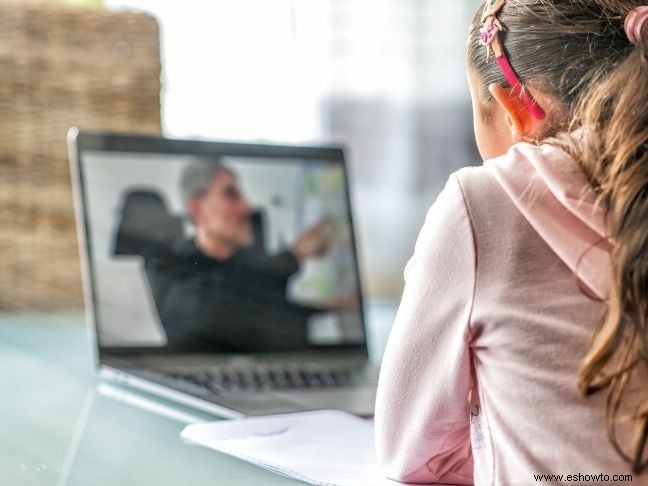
478, 0, 546, 120
480, 15, 504, 61
481, 0, 506, 22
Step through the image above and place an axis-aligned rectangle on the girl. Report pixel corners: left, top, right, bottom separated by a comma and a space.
374, 1, 648, 484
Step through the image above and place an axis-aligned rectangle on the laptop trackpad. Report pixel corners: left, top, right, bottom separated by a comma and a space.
276, 388, 376, 417
215, 391, 315, 416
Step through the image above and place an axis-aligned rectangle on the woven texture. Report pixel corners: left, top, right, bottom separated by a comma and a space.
0, 2, 161, 309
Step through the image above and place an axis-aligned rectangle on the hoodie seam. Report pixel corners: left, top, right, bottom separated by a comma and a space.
456, 171, 498, 486
454, 173, 478, 339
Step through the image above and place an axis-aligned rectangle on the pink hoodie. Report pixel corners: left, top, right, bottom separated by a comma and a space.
374, 142, 647, 485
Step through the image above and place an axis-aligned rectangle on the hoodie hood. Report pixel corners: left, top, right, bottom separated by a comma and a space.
486, 142, 612, 300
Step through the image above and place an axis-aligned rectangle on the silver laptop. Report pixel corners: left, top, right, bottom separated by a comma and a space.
68, 129, 378, 418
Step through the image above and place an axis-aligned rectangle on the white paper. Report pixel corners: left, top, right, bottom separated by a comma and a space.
181, 410, 414, 486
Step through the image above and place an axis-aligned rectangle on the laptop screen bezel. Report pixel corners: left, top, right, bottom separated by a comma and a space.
71, 130, 368, 361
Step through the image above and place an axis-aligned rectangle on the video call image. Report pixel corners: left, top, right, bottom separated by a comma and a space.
82, 151, 365, 353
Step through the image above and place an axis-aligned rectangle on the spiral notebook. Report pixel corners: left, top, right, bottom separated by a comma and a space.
181, 410, 418, 486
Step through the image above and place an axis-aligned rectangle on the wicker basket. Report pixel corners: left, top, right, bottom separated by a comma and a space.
0, 2, 161, 309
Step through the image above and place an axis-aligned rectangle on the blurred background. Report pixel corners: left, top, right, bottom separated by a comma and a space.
0, 0, 481, 311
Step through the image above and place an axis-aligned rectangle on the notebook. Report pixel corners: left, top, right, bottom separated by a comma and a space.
181, 410, 443, 486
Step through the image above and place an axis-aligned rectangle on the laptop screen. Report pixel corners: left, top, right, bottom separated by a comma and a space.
73, 134, 366, 356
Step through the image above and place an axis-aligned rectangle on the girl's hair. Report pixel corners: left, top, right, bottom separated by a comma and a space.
467, 0, 647, 473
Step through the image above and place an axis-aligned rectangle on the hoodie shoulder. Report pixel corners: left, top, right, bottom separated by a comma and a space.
453, 163, 521, 243
455, 142, 610, 299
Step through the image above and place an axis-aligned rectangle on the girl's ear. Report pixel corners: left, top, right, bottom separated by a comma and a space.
488, 83, 540, 140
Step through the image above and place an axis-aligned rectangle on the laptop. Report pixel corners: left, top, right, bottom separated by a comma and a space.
68, 129, 378, 418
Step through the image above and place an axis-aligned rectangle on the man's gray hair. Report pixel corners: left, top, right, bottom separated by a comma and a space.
179, 156, 232, 204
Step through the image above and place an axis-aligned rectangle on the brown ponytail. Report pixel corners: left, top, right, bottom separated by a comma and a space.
564, 10, 648, 472
467, 0, 648, 473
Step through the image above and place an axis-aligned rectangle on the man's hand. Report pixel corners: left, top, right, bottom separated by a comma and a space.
291, 217, 334, 261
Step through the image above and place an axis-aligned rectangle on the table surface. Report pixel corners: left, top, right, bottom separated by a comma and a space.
0, 303, 397, 486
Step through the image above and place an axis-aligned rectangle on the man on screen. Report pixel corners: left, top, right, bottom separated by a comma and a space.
143, 158, 334, 352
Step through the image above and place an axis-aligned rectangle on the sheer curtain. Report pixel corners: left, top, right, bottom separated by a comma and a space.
104, 0, 481, 299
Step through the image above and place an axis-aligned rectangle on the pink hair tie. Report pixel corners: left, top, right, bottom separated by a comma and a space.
625, 6, 648, 45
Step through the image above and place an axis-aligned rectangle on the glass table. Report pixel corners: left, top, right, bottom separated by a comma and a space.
0, 303, 396, 486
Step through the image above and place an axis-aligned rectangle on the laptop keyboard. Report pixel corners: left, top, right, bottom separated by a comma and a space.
166, 365, 375, 394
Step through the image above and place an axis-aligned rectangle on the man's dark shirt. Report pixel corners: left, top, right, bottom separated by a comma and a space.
142, 239, 318, 352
